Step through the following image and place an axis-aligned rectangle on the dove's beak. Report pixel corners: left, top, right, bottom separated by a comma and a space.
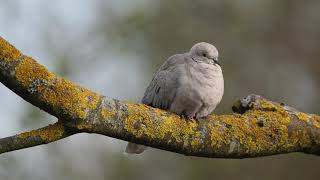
212, 58, 220, 66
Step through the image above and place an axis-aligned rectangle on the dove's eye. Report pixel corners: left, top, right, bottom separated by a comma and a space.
202, 53, 207, 57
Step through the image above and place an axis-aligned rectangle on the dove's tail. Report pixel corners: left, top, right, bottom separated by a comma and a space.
125, 142, 147, 154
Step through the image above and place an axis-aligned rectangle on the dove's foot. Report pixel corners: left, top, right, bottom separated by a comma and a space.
185, 115, 193, 121
181, 113, 198, 123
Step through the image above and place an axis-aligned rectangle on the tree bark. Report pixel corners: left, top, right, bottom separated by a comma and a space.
0, 36, 319, 158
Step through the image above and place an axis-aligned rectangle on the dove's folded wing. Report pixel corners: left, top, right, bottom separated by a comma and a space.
142, 54, 186, 110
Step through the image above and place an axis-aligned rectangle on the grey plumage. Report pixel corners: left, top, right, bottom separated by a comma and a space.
125, 42, 224, 154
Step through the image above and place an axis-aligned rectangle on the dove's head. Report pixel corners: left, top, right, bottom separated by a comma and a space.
190, 42, 220, 66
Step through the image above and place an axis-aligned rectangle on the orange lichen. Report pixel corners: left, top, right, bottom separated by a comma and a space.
0, 37, 22, 62
17, 123, 65, 143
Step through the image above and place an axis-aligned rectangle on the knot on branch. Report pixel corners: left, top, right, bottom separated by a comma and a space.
232, 94, 300, 115
232, 94, 277, 114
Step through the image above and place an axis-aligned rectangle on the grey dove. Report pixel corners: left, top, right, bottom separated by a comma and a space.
125, 42, 224, 154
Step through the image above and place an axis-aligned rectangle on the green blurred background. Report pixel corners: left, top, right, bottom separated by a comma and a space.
0, 0, 319, 179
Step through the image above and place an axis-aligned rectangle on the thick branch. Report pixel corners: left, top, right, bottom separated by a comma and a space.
0, 36, 320, 158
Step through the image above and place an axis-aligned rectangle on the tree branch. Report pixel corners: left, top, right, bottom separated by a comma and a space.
0, 122, 76, 154
0, 36, 320, 158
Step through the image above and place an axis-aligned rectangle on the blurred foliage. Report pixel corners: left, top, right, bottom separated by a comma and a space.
0, 0, 320, 180
98, 0, 320, 114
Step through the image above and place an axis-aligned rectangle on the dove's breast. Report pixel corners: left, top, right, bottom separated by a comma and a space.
175, 62, 224, 118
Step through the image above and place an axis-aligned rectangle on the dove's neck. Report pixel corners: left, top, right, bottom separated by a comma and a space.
189, 58, 223, 78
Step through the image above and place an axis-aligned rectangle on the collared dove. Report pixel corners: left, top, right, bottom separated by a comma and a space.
125, 42, 224, 154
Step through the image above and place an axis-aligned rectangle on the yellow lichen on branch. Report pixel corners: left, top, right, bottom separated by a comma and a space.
37, 77, 101, 119
208, 111, 292, 154
14, 56, 101, 119
17, 123, 66, 143
101, 108, 116, 120
123, 99, 320, 156
0, 37, 22, 62
124, 102, 202, 148
295, 112, 320, 128
15, 56, 55, 87
1, 36, 320, 157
